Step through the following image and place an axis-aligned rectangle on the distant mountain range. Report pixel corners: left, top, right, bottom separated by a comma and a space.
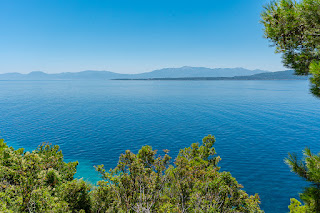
115, 70, 309, 81
127, 67, 268, 78
0, 70, 121, 80
0, 67, 309, 81
0, 67, 268, 80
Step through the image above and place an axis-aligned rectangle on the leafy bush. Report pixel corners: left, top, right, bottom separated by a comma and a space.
0, 136, 262, 212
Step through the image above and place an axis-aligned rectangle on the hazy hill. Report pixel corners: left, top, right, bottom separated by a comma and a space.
0, 67, 268, 80
0, 70, 124, 80
235, 70, 309, 80
128, 66, 267, 78
115, 70, 309, 80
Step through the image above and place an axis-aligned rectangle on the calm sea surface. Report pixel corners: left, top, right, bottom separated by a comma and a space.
0, 80, 319, 212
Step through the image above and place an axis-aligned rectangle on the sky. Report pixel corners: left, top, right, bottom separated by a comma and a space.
0, 0, 285, 74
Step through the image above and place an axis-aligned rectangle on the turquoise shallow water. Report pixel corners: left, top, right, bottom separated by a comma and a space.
0, 80, 319, 212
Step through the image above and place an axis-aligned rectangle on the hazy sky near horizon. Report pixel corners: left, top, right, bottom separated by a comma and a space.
0, 0, 285, 74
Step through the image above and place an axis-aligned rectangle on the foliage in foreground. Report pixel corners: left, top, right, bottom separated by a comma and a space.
0, 136, 262, 212
0, 139, 86, 212
261, 0, 320, 97
261, 2, 320, 210
286, 148, 320, 212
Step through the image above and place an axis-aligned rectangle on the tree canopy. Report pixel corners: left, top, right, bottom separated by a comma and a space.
0, 139, 89, 212
261, 0, 320, 97
262, 1, 320, 211
286, 148, 320, 212
0, 136, 263, 212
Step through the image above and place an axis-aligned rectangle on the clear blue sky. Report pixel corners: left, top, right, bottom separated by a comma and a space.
0, 0, 284, 74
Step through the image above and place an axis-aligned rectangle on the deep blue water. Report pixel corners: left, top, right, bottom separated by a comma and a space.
0, 80, 319, 212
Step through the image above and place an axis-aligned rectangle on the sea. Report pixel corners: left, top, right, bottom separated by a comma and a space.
0, 80, 319, 212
